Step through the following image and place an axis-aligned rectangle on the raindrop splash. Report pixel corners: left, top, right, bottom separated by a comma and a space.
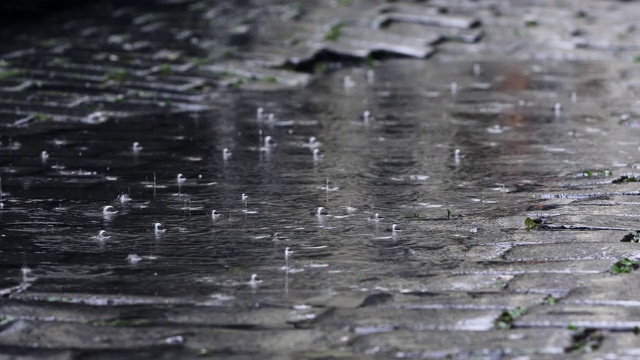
554, 103, 562, 118
313, 148, 324, 161
102, 206, 118, 215
154, 222, 166, 235
248, 273, 262, 288
118, 193, 132, 203
132, 142, 143, 153
40, 151, 49, 164
472, 63, 481, 77
363, 110, 372, 125
223, 148, 232, 161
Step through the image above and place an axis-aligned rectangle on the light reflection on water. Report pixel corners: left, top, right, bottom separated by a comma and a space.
0, 59, 625, 303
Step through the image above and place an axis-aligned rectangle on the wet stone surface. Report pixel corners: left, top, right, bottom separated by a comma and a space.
4, 0, 640, 359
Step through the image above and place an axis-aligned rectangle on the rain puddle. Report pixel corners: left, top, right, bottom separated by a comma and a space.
1, 55, 637, 357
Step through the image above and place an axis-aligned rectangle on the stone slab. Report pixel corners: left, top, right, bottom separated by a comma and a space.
351, 329, 573, 358
0, 320, 343, 354
314, 307, 502, 332
504, 243, 640, 262
515, 305, 640, 330
388, 292, 545, 311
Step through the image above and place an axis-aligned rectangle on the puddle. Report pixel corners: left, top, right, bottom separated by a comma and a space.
0, 22, 635, 354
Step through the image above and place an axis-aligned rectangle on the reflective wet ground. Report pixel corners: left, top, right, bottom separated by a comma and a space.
3, 57, 640, 358
5, 0, 640, 358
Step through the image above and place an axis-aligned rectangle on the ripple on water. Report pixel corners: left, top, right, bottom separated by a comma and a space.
0, 59, 627, 350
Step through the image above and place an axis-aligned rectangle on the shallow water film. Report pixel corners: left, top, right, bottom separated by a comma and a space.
4, 0, 640, 359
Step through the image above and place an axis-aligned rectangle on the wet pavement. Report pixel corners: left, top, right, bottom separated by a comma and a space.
3, 0, 640, 359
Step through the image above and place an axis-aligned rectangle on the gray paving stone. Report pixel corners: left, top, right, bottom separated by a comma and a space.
0, 320, 175, 349
502, 356, 579, 360
314, 307, 502, 332
11, 292, 198, 306
0, 297, 333, 330
504, 243, 640, 262
0, 320, 343, 353
0, 300, 120, 323
454, 259, 614, 275
388, 292, 544, 311
168, 306, 327, 329
508, 273, 615, 296
363, 273, 516, 293
304, 292, 382, 309
536, 210, 640, 230
586, 332, 640, 360
486, 230, 626, 246
204, 62, 311, 88
372, 13, 479, 30
323, 27, 436, 59
351, 329, 573, 358
561, 284, 640, 307
515, 305, 640, 330
0, 350, 73, 360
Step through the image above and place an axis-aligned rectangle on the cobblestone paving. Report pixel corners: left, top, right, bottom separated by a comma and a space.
3, 0, 640, 359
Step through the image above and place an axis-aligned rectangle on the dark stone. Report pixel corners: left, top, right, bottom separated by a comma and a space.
359, 293, 393, 308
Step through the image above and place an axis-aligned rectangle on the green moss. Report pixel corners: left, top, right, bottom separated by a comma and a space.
0, 315, 15, 326
622, 230, 640, 243
105, 69, 129, 84
34, 113, 54, 122
39, 38, 60, 47
160, 63, 171, 75
51, 57, 71, 66
261, 76, 278, 83
524, 217, 540, 230
282, 4, 303, 21
492, 279, 507, 289
611, 258, 639, 273
136, 91, 154, 98
566, 329, 603, 353
0, 63, 25, 80
231, 78, 244, 89
583, 169, 612, 178
365, 56, 376, 69
495, 307, 526, 330
199, 348, 211, 357
324, 22, 344, 41
543, 295, 558, 305
222, 47, 238, 58
313, 62, 327, 74
0, 69, 25, 79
